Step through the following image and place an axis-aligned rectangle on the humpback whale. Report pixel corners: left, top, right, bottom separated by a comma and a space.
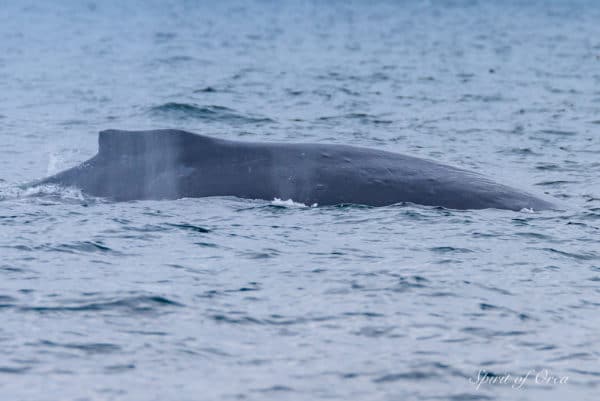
35, 129, 554, 210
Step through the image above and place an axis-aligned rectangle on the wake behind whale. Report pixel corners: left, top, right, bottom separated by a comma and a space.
34, 129, 555, 211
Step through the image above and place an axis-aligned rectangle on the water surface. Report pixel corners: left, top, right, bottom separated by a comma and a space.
1, 1, 599, 400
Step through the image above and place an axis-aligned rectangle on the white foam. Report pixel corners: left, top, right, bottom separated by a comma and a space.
271, 198, 318, 208
22, 184, 86, 201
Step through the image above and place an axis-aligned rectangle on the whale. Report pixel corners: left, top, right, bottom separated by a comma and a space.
34, 129, 555, 210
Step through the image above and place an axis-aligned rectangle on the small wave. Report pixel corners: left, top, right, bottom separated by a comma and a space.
58, 119, 88, 127
0, 366, 31, 374
212, 313, 335, 326
164, 223, 211, 233
0, 295, 17, 303
149, 103, 273, 124
331, 203, 375, 210
21, 295, 183, 314
568, 369, 600, 377
255, 385, 294, 393
538, 129, 578, 136
543, 247, 598, 261
459, 94, 508, 103
430, 246, 474, 254
498, 147, 541, 156
193, 86, 220, 93
105, 364, 136, 373
317, 113, 392, 125
373, 371, 439, 382
535, 163, 564, 171
35, 340, 121, 355
535, 180, 579, 186
514, 231, 552, 240
154, 32, 176, 42
353, 325, 396, 338
44, 241, 119, 255
160, 55, 193, 63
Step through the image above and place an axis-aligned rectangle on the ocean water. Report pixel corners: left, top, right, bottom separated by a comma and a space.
1, 1, 599, 400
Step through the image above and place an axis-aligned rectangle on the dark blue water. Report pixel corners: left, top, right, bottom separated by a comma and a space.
1, 1, 599, 400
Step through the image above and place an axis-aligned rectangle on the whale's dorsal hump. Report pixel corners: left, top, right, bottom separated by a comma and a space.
98, 129, 211, 158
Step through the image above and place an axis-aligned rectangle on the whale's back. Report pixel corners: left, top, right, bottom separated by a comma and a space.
35, 129, 556, 210
267, 142, 554, 211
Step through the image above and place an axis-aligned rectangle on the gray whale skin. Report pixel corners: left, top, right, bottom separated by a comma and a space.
36, 129, 555, 211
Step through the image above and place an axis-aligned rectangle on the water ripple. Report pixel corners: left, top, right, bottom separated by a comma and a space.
20, 295, 183, 314
149, 103, 273, 124
34, 340, 121, 355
